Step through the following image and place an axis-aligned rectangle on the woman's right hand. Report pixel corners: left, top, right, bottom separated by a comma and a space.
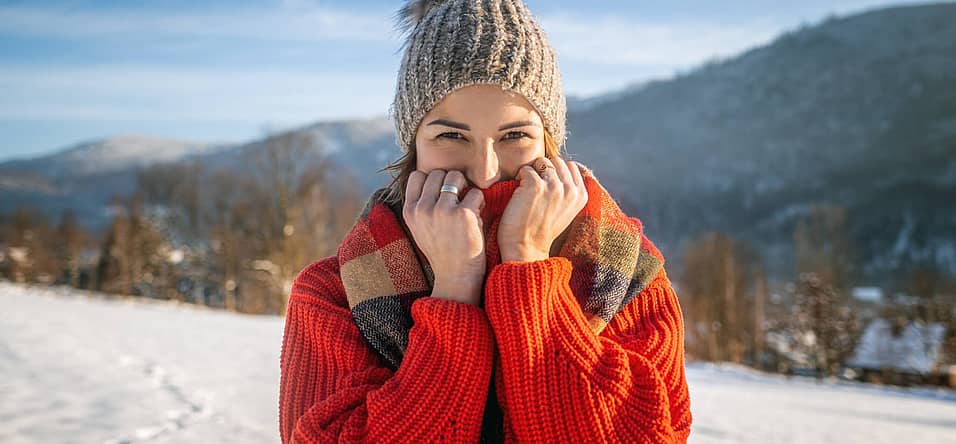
404, 169, 486, 306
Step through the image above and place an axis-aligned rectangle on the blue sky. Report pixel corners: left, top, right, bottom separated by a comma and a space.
0, 0, 934, 161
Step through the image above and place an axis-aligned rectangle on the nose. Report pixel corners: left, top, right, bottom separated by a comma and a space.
468, 140, 500, 189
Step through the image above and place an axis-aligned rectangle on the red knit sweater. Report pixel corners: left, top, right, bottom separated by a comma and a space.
278, 245, 693, 442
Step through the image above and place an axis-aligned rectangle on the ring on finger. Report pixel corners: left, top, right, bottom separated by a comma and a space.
536, 160, 556, 180
439, 183, 460, 198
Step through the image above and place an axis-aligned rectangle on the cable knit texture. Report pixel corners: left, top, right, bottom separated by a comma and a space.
279, 170, 693, 443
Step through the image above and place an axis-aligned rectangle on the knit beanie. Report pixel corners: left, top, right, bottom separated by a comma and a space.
390, 0, 567, 153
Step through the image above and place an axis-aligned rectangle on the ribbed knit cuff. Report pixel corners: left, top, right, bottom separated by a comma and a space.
407, 297, 496, 385
484, 257, 603, 371
409, 297, 495, 362
490, 256, 571, 293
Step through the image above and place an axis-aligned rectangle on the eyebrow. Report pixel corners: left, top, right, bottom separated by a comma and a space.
426, 119, 540, 131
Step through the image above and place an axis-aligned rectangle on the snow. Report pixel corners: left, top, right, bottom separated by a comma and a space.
0, 282, 281, 443
687, 362, 956, 443
852, 286, 883, 303
2, 282, 956, 443
54, 135, 221, 176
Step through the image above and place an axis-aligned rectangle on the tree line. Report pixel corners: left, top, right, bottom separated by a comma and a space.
2, 137, 955, 384
0, 132, 362, 315
678, 205, 956, 384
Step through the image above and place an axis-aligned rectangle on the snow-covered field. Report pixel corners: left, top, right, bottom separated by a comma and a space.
2, 282, 956, 444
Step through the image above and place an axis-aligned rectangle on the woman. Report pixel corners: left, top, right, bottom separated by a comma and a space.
279, 1, 692, 443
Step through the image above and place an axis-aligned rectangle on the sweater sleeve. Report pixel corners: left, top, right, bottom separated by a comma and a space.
483, 256, 692, 443
278, 257, 496, 444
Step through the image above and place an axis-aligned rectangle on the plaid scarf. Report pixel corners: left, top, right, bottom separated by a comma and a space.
337, 168, 665, 369
337, 168, 664, 442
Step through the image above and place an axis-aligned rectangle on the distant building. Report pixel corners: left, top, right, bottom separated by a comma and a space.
845, 318, 953, 387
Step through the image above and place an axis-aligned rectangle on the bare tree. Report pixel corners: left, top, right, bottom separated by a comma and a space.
789, 272, 862, 377
790, 205, 862, 376
753, 266, 769, 369
197, 130, 360, 314
95, 194, 165, 297
680, 232, 761, 363
138, 160, 205, 240
0, 208, 59, 283
55, 209, 87, 288
125, 130, 364, 314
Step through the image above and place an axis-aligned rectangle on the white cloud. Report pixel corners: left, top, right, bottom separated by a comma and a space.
0, 65, 396, 123
540, 1, 933, 70
0, 8, 811, 128
0, 3, 398, 43
1, 1, 928, 128
540, 14, 782, 69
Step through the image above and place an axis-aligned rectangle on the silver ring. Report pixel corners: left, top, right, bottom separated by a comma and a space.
439, 184, 459, 196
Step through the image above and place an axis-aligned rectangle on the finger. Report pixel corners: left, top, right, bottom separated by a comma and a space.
550, 156, 575, 187
459, 186, 484, 214
568, 161, 588, 209
568, 161, 585, 189
436, 170, 467, 208
517, 164, 544, 187
419, 169, 447, 209
405, 170, 426, 205
519, 163, 541, 182
533, 157, 559, 185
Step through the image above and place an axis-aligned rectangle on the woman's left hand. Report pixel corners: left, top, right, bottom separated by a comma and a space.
498, 156, 589, 263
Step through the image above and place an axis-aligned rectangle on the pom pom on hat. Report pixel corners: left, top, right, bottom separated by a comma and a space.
395, 0, 450, 35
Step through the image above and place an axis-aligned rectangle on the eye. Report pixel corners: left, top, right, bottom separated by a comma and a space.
503, 131, 528, 141
437, 132, 465, 140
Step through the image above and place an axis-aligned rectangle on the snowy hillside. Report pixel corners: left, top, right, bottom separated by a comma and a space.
215, 117, 397, 191
0, 135, 234, 232
2, 282, 955, 444
0, 121, 395, 233
2, 135, 226, 178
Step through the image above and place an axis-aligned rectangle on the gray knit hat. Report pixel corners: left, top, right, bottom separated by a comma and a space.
389, 0, 567, 153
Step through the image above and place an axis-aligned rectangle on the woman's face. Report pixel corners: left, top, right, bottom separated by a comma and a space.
414, 84, 546, 189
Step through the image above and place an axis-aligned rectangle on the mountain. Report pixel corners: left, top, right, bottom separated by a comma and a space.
206, 117, 398, 190
563, 2, 956, 283
566, 82, 650, 113
2, 3, 954, 285
1, 135, 227, 177
0, 119, 401, 229
0, 135, 232, 229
